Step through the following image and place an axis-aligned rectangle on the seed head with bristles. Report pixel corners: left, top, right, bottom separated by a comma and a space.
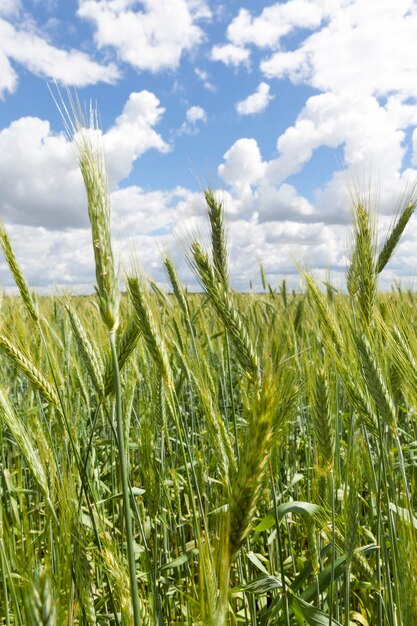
53, 87, 119, 332
0, 222, 39, 323
204, 188, 228, 288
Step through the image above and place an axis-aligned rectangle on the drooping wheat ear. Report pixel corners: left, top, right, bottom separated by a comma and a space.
205, 188, 228, 288
127, 276, 173, 389
164, 256, 191, 321
304, 273, 343, 351
355, 333, 397, 432
65, 304, 104, 396
101, 546, 151, 626
228, 374, 277, 561
377, 201, 416, 273
0, 221, 39, 323
338, 357, 379, 435
389, 324, 417, 405
58, 91, 119, 332
190, 241, 259, 379
0, 333, 59, 408
104, 316, 142, 395
0, 389, 49, 496
330, 526, 375, 581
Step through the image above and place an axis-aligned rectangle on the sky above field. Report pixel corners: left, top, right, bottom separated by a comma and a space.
1, 0, 417, 292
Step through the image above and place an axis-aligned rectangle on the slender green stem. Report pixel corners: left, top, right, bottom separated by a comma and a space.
270, 465, 290, 626
110, 330, 141, 626
328, 469, 336, 626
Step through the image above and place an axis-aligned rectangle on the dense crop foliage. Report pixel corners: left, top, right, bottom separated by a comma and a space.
0, 102, 416, 624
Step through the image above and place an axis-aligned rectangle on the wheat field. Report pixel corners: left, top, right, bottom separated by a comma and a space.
0, 104, 416, 625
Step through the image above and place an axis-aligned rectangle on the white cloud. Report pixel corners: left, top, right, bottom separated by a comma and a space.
267, 92, 406, 196
0, 91, 169, 229
178, 105, 207, 135
211, 1, 325, 67
219, 138, 266, 192
186, 105, 207, 124
0, 17, 120, 97
218, 138, 315, 223
0, 0, 20, 16
212, 0, 417, 261
104, 91, 170, 186
2, 1, 417, 292
412, 129, 417, 166
78, 0, 211, 73
110, 185, 189, 238
0, 116, 84, 228
210, 43, 250, 67
236, 82, 274, 116
0, 220, 177, 292
0, 49, 17, 96
194, 67, 216, 92
261, 0, 417, 99
227, 2, 325, 49
256, 183, 315, 222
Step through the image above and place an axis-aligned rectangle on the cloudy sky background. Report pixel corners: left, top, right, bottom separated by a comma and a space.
1, 0, 417, 293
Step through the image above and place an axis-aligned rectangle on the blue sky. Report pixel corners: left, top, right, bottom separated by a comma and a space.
1, 0, 417, 292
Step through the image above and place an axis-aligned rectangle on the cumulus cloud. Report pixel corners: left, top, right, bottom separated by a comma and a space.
226, 2, 325, 49
256, 183, 315, 222
210, 0, 417, 247
0, 91, 169, 229
2, 0, 417, 292
218, 88, 412, 226
236, 82, 274, 115
104, 91, 170, 186
0, 17, 120, 97
218, 138, 315, 223
210, 43, 250, 67
78, 0, 211, 73
211, 1, 325, 67
268, 92, 407, 209
219, 138, 266, 192
179, 105, 207, 135
261, 0, 417, 99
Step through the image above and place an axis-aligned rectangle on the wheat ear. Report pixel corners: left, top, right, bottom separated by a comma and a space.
104, 316, 142, 395
190, 242, 259, 379
377, 201, 416, 273
66, 303, 104, 396
0, 221, 39, 323
205, 188, 228, 288
228, 375, 277, 560
0, 333, 59, 408
128, 276, 173, 389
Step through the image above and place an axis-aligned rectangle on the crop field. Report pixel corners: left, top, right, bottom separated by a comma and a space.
0, 107, 416, 625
